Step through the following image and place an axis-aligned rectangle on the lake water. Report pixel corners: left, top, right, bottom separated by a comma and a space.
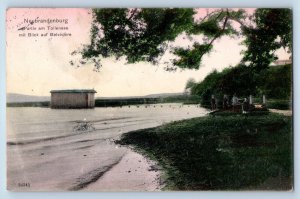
7, 104, 208, 191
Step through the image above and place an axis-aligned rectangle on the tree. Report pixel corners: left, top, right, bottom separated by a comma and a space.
73, 8, 292, 72
258, 64, 292, 99
185, 78, 196, 90
242, 9, 292, 70
189, 63, 292, 106
73, 8, 246, 71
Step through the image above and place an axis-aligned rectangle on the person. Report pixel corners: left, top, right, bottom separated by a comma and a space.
242, 98, 249, 114
232, 94, 238, 111
223, 95, 229, 109
211, 95, 216, 110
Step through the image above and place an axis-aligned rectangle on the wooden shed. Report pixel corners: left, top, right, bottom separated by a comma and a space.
50, 89, 97, 109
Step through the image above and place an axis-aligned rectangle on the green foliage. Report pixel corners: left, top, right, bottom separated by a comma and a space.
185, 78, 196, 89
173, 43, 212, 69
118, 113, 292, 190
259, 64, 292, 99
189, 64, 292, 106
242, 9, 292, 70
190, 65, 257, 105
190, 70, 222, 105
188, 10, 242, 37
76, 8, 291, 72
81, 8, 196, 68
190, 19, 222, 36
76, 8, 250, 70
266, 99, 291, 110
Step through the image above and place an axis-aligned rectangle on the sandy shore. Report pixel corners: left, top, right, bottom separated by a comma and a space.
83, 148, 163, 191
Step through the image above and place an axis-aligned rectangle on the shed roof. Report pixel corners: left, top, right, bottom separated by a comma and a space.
50, 89, 97, 93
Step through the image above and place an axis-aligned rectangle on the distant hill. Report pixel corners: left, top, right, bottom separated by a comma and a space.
7, 93, 50, 103
145, 92, 186, 98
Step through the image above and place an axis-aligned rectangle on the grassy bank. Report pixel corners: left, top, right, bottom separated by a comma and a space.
117, 112, 293, 190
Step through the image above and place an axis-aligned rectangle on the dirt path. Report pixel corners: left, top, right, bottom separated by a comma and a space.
269, 109, 292, 116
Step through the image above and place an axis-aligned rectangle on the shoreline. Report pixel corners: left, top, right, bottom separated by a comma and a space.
83, 148, 163, 191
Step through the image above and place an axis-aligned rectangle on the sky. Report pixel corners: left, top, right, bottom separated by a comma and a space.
6, 8, 291, 97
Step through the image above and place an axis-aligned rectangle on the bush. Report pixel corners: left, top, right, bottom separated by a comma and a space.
267, 99, 292, 110
190, 64, 292, 107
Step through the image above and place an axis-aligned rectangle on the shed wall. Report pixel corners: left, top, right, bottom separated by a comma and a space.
51, 93, 95, 108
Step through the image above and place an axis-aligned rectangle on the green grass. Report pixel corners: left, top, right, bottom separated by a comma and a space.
117, 112, 293, 190
266, 99, 292, 110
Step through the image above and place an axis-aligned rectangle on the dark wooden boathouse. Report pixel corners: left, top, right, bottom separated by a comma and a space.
50, 89, 97, 109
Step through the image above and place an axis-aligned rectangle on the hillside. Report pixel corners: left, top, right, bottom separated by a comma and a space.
7, 93, 50, 103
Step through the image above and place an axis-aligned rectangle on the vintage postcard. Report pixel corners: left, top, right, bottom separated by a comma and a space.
6, 8, 293, 191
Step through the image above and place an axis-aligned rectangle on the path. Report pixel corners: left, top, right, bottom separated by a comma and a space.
269, 109, 292, 116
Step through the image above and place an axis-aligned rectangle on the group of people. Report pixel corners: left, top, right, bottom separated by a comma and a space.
211, 94, 251, 113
